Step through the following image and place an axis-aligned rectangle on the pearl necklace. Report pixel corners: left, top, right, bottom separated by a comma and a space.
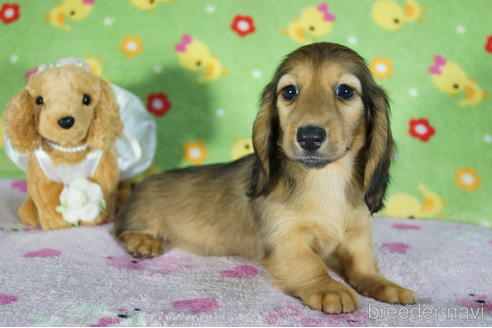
45, 140, 89, 153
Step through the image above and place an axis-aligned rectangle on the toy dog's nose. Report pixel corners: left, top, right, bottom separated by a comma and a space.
58, 116, 75, 129
297, 125, 326, 151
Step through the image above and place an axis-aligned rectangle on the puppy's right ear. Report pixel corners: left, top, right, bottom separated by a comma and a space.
4, 89, 41, 153
249, 81, 278, 198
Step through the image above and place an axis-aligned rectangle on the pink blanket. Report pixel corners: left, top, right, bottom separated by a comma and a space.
0, 179, 491, 326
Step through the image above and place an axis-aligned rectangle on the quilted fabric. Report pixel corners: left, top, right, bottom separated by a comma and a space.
0, 0, 491, 226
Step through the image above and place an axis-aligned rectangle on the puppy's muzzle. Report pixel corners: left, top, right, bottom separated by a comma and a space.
58, 116, 75, 129
297, 125, 326, 151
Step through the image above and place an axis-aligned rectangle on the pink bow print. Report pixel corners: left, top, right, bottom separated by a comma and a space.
428, 55, 446, 75
83, 0, 95, 4
317, 3, 336, 22
24, 68, 39, 80
175, 34, 192, 53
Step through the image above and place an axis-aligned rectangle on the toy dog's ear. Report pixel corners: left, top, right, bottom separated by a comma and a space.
4, 89, 41, 153
87, 80, 123, 150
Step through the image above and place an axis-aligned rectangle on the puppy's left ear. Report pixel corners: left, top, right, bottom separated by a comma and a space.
87, 79, 123, 150
249, 81, 278, 198
363, 86, 394, 214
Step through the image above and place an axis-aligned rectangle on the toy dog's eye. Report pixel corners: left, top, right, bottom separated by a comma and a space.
335, 84, 355, 100
70, 10, 75, 16
35, 96, 44, 105
82, 94, 91, 105
281, 85, 299, 101
196, 61, 201, 67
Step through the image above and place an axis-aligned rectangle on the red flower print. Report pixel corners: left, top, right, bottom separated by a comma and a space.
0, 3, 20, 24
230, 15, 255, 37
409, 118, 435, 142
146, 93, 171, 117
485, 35, 492, 53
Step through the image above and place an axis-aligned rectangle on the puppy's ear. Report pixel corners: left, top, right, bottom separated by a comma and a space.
87, 79, 123, 150
363, 86, 394, 213
249, 82, 278, 198
4, 89, 41, 153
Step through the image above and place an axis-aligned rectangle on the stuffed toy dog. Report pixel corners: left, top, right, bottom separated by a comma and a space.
3, 58, 155, 230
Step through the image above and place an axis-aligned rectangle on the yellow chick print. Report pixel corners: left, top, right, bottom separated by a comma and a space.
385, 185, 447, 219
45, 0, 96, 31
175, 34, 227, 83
130, 0, 176, 11
371, 0, 426, 32
231, 138, 254, 160
428, 55, 489, 107
85, 55, 103, 76
284, 3, 335, 44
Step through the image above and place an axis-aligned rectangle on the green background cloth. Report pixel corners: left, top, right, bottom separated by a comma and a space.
1, 0, 491, 226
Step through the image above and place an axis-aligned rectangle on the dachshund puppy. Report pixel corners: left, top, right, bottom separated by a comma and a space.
114, 42, 416, 313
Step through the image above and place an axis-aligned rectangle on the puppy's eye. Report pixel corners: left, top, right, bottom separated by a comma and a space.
35, 96, 44, 105
281, 85, 299, 101
335, 84, 355, 100
82, 94, 91, 105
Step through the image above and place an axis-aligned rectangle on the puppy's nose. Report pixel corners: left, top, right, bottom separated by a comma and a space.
297, 126, 326, 151
58, 116, 75, 129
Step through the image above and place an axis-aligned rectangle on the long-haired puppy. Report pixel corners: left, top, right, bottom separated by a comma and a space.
114, 42, 416, 313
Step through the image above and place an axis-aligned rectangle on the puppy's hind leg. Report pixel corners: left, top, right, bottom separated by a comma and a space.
120, 232, 163, 258
113, 196, 167, 258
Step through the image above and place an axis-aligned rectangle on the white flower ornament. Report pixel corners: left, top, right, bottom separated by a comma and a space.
56, 178, 106, 225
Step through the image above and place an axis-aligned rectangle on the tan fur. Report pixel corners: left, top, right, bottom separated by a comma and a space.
4, 66, 122, 230
114, 43, 416, 313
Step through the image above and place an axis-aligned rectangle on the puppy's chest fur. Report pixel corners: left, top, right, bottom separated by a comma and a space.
265, 158, 368, 255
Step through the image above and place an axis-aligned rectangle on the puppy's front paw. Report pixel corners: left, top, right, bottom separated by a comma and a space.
120, 232, 163, 258
349, 274, 417, 305
371, 285, 416, 305
299, 281, 359, 313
